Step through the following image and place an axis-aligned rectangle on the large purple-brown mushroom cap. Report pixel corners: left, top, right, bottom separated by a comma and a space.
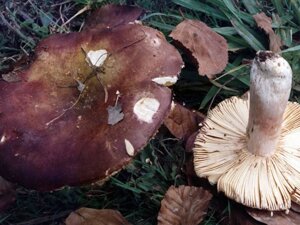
0, 18, 183, 190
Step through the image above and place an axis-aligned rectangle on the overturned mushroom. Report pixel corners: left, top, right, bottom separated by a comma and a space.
194, 51, 300, 210
0, 7, 183, 190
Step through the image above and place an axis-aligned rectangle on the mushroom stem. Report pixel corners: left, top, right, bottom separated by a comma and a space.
247, 51, 292, 156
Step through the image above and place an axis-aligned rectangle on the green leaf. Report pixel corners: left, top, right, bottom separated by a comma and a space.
281, 45, 300, 53
231, 19, 265, 51
213, 27, 237, 36
172, 0, 227, 21
241, 0, 260, 14
200, 86, 219, 109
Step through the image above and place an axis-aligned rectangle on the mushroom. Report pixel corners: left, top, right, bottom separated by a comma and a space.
194, 51, 300, 210
0, 8, 183, 190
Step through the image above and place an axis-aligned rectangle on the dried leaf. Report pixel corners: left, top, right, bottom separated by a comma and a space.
75, 79, 86, 93
157, 185, 212, 225
2, 71, 21, 83
247, 207, 300, 225
185, 131, 198, 153
164, 102, 204, 141
170, 19, 228, 78
65, 208, 131, 225
0, 176, 16, 212
253, 13, 282, 52
107, 103, 124, 125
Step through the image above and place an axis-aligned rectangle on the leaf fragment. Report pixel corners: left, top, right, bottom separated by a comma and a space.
157, 185, 212, 225
164, 102, 204, 141
253, 12, 282, 52
65, 208, 131, 225
170, 19, 228, 79
107, 103, 124, 125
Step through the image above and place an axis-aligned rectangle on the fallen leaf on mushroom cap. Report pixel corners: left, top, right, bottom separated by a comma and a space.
65, 208, 131, 225
157, 185, 212, 225
164, 102, 205, 142
2, 71, 21, 83
0, 176, 16, 212
170, 19, 228, 79
0, 5, 183, 190
83, 4, 144, 31
246, 206, 300, 225
253, 13, 282, 52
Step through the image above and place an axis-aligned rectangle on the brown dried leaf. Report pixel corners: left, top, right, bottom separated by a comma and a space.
157, 185, 212, 225
247, 207, 300, 225
253, 13, 282, 53
83, 4, 143, 31
170, 19, 228, 78
2, 71, 21, 83
65, 208, 131, 225
164, 102, 204, 141
185, 131, 198, 153
0, 176, 16, 212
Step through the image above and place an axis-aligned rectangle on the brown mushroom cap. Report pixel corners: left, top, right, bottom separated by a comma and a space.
0, 22, 183, 190
194, 96, 300, 210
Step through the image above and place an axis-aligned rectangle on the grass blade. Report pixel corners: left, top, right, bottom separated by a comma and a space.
172, 0, 227, 21
231, 18, 265, 51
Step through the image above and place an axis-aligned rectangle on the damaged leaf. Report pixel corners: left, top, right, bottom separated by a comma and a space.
65, 208, 131, 225
107, 103, 124, 125
2, 71, 21, 83
170, 19, 228, 79
164, 102, 204, 141
157, 185, 212, 225
253, 12, 282, 52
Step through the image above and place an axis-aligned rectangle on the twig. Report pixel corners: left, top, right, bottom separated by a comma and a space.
0, 12, 35, 47
61, 5, 91, 28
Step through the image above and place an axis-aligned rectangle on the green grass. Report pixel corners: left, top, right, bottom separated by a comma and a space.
1, 0, 300, 224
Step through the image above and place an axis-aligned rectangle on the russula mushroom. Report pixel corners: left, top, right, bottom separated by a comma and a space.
0, 10, 183, 190
194, 51, 300, 210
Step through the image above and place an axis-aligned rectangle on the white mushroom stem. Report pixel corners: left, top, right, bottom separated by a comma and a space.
247, 51, 292, 156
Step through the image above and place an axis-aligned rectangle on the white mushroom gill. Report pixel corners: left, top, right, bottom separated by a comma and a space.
193, 51, 300, 211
